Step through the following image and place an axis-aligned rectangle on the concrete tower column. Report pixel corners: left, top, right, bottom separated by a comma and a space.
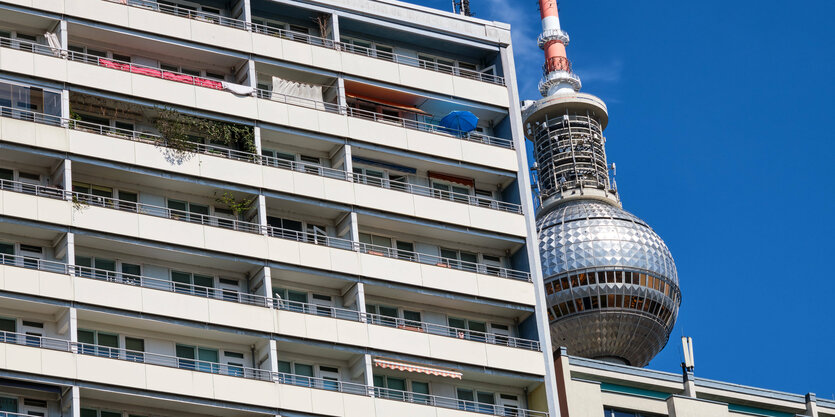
500, 44, 562, 417
805, 393, 819, 417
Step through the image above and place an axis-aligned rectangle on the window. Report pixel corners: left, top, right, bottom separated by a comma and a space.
604, 409, 664, 417
278, 360, 315, 387
167, 199, 209, 223
440, 248, 478, 271
418, 53, 479, 76
432, 181, 472, 203
311, 293, 334, 317
298, 155, 322, 175
176, 344, 219, 373
448, 317, 487, 342
0, 242, 13, 265
366, 304, 398, 327
456, 388, 495, 413
342, 37, 395, 61
218, 278, 241, 302
171, 270, 214, 297
374, 375, 406, 400
358, 233, 394, 256
21, 321, 43, 347
75, 255, 117, 280
273, 288, 309, 313
18, 245, 42, 269
266, 216, 300, 238
224, 351, 245, 376
262, 149, 295, 168
0, 396, 18, 413
318, 365, 340, 391
125, 337, 145, 362
0, 317, 16, 343
81, 408, 122, 417
77, 329, 119, 358
353, 166, 385, 187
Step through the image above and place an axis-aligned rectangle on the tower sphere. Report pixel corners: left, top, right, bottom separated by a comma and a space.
537, 200, 680, 366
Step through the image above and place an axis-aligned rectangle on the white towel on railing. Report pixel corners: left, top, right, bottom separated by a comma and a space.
222, 82, 255, 96
271, 76, 323, 107
44, 32, 66, 57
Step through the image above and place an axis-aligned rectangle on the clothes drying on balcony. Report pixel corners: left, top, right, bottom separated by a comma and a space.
97, 58, 224, 90
222, 82, 255, 96
271, 76, 323, 106
44, 32, 66, 57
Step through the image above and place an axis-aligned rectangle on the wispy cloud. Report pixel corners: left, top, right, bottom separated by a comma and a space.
574, 59, 623, 83
480, 0, 543, 98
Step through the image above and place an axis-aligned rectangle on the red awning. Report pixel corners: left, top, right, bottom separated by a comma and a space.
374, 358, 462, 379
428, 171, 475, 188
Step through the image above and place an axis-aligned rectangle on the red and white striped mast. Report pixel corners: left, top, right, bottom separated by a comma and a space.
536, 0, 581, 96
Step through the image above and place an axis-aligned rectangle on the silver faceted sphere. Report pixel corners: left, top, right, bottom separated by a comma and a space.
537, 200, 681, 367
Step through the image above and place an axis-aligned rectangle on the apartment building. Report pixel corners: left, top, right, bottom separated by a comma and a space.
0, 0, 559, 417
552, 348, 834, 417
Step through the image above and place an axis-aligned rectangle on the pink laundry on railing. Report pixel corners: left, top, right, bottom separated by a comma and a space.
162, 71, 195, 84
194, 77, 223, 90
98, 58, 130, 71
97, 57, 222, 90
130, 66, 162, 78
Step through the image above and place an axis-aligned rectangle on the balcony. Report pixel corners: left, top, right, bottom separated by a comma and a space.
0, 37, 517, 172
0, 174, 530, 283
100, 0, 506, 86
0, 250, 539, 351
0, 331, 548, 417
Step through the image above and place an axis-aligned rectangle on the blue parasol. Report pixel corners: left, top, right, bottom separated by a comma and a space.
439, 110, 479, 133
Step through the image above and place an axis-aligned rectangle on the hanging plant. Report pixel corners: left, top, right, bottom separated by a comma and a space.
153, 107, 256, 159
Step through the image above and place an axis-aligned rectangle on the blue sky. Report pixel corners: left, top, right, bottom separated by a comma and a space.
405, 0, 835, 400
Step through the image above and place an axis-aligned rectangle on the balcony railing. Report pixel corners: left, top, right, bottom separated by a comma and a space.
264, 224, 530, 281
102, 0, 505, 86
69, 190, 262, 234
352, 172, 522, 213
75, 264, 271, 307
364, 313, 539, 351
0, 331, 546, 416
341, 106, 514, 149
0, 178, 529, 281
0, 255, 540, 351
0, 253, 69, 274
0, 34, 514, 150
110, 0, 248, 30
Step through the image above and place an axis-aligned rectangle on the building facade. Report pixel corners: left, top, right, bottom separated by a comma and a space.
0, 1, 559, 417
553, 348, 834, 417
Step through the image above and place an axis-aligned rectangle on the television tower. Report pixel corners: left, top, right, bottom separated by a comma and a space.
523, 0, 681, 367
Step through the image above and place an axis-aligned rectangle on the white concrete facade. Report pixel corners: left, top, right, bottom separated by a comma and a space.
0, 1, 559, 417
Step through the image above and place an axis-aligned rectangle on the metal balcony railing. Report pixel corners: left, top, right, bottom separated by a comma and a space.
363, 313, 539, 351
352, 172, 522, 213
263, 224, 530, 281
0, 105, 523, 213
0, 255, 540, 350
0, 253, 70, 274
0, 35, 514, 151
74, 264, 272, 307
0, 331, 546, 416
69, 191, 262, 234
341, 106, 514, 149
0, 178, 530, 281
101, 0, 505, 86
